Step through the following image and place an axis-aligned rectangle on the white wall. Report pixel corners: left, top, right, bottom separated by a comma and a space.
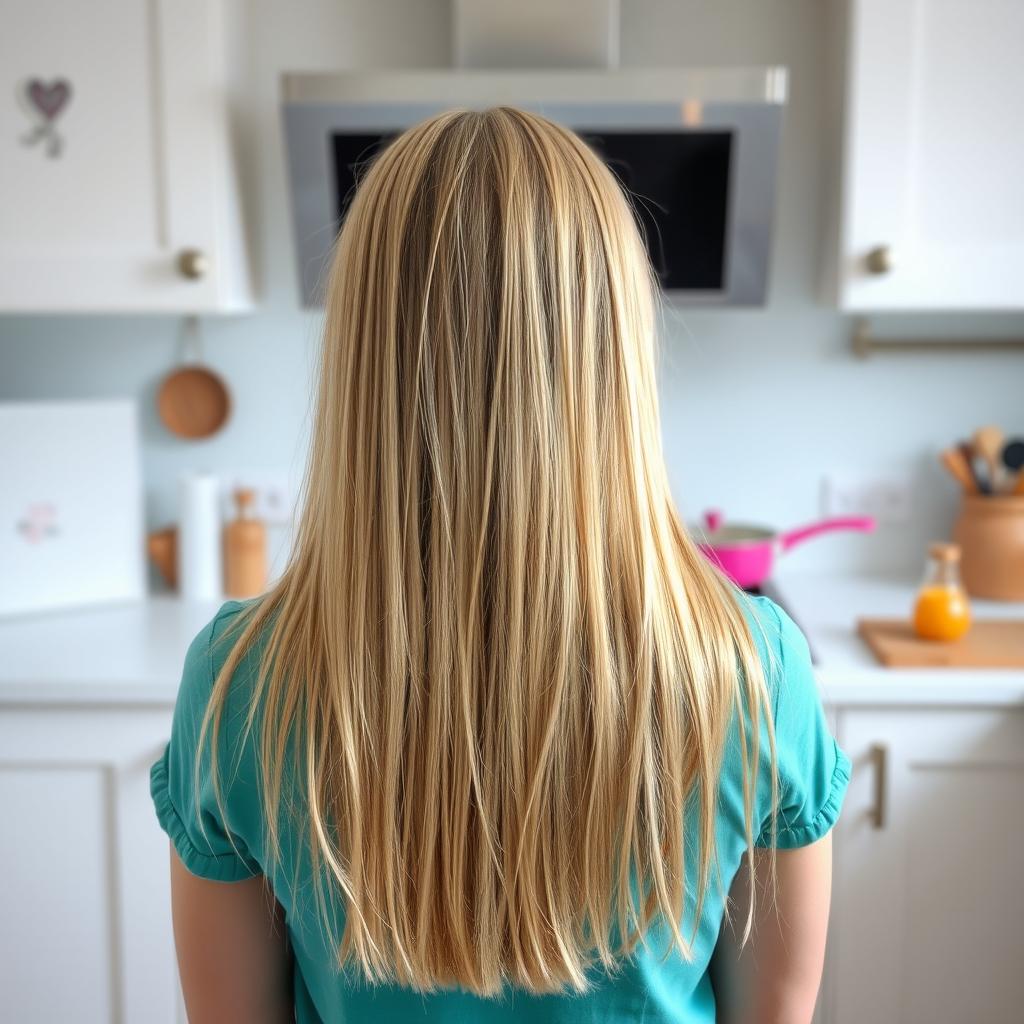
1, 0, 1021, 578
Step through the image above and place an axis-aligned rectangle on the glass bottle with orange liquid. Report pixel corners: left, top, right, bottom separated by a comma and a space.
913, 543, 972, 641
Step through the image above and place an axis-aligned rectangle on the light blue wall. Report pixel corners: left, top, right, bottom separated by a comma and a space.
2, 0, 1021, 577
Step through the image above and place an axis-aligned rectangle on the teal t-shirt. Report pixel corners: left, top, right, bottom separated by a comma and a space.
151, 593, 849, 1023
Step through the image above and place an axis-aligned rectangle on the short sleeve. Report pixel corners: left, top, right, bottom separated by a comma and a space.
754, 601, 851, 849
150, 605, 261, 881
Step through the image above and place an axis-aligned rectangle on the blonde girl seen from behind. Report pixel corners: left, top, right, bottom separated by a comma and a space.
202, 106, 772, 992
153, 106, 848, 1024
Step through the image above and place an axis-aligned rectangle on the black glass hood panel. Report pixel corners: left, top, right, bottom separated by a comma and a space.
330, 129, 732, 292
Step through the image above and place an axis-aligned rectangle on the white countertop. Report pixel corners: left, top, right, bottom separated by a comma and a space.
774, 571, 1024, 707
0, 597, 223, 705
1, 574, 1022, 707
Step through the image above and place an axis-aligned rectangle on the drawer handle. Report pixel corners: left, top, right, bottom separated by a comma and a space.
869, 742, 888, 829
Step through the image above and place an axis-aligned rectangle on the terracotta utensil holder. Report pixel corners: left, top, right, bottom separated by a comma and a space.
952, 496, 1024, 600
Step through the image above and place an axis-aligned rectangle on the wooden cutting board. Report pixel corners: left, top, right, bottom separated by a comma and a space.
858, 618, 1024, 667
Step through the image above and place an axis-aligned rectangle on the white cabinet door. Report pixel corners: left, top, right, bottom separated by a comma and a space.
0, 707, 182, 1024
834, 0, 1024, 310
0, 0, 251, 312
827, 707, 1024, 1024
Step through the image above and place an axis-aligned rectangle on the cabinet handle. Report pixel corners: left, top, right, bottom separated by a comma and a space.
177, 248, 209, 281
865, 245, 893, 275
869, 742, 888, 829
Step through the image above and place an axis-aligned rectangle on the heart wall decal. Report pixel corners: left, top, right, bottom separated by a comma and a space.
18, 77, 73, 158
27, 78, 72, 121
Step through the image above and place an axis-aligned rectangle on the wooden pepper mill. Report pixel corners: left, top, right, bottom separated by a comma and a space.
224, 487, 268, 598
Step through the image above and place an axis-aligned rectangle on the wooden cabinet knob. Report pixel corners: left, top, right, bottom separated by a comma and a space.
865, 245, 894, 275
177, 248, 209, 281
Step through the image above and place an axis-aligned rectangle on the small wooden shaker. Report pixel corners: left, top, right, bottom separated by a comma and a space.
224, 488, 269, 598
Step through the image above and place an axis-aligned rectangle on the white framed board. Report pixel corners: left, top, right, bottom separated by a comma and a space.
0, 400, 145, 617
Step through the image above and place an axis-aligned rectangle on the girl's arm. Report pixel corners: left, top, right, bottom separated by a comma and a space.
711, 832, 833, 1024
169, 846, 293, 1024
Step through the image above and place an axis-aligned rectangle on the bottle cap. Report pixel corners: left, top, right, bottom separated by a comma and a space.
929, 542, 961, 562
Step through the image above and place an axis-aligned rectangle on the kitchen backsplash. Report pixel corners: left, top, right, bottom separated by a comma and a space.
1, 0, 1021, 577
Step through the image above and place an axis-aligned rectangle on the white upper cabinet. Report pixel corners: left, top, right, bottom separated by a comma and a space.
0, 0, 252, 313
830, 0, 1024, 310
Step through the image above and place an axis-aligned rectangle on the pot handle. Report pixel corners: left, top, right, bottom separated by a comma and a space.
778, 516, 876, 553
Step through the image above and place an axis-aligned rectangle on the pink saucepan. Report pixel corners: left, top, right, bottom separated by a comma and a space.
697, 509, 875, 589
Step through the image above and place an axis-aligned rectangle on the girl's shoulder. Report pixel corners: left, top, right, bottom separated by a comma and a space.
185, 596, 268, 706
737, 592, 813, 705
735, 591, 850, 849
151, 597, 270, 882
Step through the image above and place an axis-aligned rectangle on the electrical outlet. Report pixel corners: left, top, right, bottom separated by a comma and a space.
222, 474, 296, 525
822, 473, 912, 523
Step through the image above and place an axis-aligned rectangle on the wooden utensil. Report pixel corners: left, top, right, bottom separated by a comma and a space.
971, 424, 1005, 490
940, 447, 980, 494
958, 440, 991, 494
157, 317, 231, 440
859, 618, 1024, 668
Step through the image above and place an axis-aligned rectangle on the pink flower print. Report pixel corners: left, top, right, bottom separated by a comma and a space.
17, 502, 60, 544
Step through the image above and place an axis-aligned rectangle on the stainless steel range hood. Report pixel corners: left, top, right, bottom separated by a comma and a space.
282, 67, 787, 106
282, 66, 787, 307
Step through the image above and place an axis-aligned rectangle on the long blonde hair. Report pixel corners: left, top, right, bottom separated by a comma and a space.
202, 106, 773, 995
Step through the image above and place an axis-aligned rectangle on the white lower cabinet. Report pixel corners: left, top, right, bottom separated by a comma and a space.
823, 706, 1024, 1024
0, 707, 180, 1024
2, 702, 1023, 1022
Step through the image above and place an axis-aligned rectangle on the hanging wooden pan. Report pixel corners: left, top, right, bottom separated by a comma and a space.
158, 364, 231, 439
